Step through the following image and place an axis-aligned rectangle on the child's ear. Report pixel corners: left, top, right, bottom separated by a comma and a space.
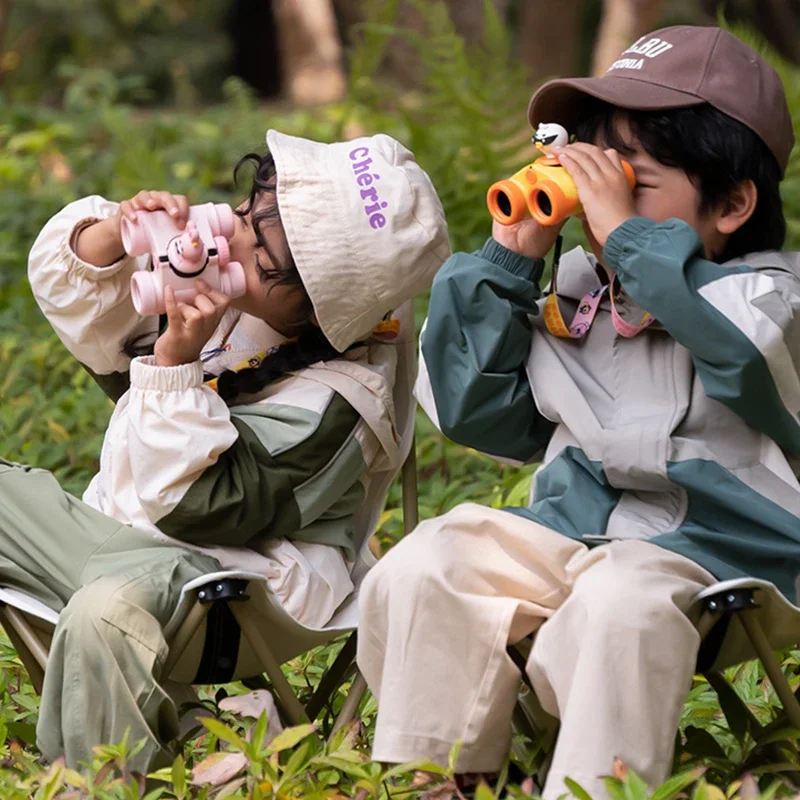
716, 179, 758, 236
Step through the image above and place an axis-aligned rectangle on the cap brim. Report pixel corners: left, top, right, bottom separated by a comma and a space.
528, 76, 706, 132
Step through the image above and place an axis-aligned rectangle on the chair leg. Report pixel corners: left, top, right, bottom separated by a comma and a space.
229, 602, 310, 726
695, 609, 719, 640
330, 672, 367, 737
704, 670, 764, 733
0, 605, 48, 695
737, 611, 800, 730
163, 599, 211, 680
305, 633, 357, 721
402, 446, 419, 535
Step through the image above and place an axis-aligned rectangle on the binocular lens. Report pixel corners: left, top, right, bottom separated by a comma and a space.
496, 191, 512, 219
534, 190, 552, 219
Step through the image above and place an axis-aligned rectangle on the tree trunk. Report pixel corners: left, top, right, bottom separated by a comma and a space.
272, 0, 347, 105
698, 0, 800, 65
0, 0, 11, 89
518, 0, 584, 81
591, 0, 665, 76
333, 0, 510, 86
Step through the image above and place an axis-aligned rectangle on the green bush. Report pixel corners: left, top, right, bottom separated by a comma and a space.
1, 0, 232, 106
1, 2, 800, 797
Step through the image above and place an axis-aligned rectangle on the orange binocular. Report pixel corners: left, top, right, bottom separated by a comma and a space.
487, 155, 636, 227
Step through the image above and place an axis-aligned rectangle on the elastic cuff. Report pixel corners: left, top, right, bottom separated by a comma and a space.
478, 238, 545, 281
130, 356, 204, 391
602, 216, 655, 269
64, 217, 130, 279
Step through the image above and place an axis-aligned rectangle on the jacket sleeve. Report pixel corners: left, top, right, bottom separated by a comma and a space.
605, 217, 800, 453
101, 357, 367, 553
420, 237, 555, 462
27, 195, 156, 400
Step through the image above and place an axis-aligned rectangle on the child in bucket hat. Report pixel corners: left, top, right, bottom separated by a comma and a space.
358, 26, 800, 798
15, 130, 448, 772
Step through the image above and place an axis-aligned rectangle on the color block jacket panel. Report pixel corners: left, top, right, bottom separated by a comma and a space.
418, 220, 800, 602
28, 196, 412, 626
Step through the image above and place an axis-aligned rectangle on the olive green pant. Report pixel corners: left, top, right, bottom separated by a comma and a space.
0, 459, 221, 772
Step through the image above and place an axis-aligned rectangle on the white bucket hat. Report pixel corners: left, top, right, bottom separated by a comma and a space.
266, 129, 451, 352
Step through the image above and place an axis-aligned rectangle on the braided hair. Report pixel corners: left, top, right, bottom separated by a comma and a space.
216, 327, 340, 402
121, 150, 347, 404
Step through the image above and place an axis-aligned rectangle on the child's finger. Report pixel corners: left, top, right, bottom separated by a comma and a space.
174, 195, 191, 228
558, 147, 603, 182
604, 149, 627, 175
119, 201, 138, 223
196, 280, 230, 309
156, 192, 185, 225
179, 303, 202, 324
164, 286, 181, 324
557, 151, 593, 186
572, 144, 623, 178
136, 190, 158, 210
192, 293, 216, 316
568, 143, 615, 173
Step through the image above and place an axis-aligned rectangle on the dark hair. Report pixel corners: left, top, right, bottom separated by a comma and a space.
574, 100, 786, 262
121, 150, 342, 404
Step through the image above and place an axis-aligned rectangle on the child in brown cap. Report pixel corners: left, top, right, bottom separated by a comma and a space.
358, 26, 800, 798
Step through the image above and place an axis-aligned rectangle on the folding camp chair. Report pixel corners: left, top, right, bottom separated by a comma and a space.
0, 300, 421, 737
510, 577, 800, 785
0, 446, 418, 734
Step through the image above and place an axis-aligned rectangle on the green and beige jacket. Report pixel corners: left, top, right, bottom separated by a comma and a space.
28, 196, 416, 628
417, 218, 800, 603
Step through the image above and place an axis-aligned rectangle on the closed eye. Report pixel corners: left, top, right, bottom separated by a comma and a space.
254, 253, 269, 281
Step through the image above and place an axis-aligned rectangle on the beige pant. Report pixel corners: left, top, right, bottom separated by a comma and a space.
357, 504, 715, 799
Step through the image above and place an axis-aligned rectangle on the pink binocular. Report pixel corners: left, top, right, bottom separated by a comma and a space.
121, 203, 247, 316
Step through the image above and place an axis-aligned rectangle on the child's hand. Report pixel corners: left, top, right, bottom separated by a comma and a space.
73, 191, 191, 268
154, 280, 230, 367
554, 144, 637, 247
492, 217, 565, 260
118, 190, 191, 228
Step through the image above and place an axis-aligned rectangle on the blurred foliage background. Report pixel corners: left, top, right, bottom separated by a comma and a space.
2, 0, 800, 796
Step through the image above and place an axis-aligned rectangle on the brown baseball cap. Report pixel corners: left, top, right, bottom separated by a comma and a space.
528, 26, 794, 174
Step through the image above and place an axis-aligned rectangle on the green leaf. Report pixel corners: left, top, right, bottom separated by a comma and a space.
282, 741, 312, 783
268, 723, 317, 753
448, 739, 463, 775
474, 781, 496, 800
563, 777, 594, 800
650, 767, 706, 800
6, 721, 37, 746
621, 769, 649, 800
200, 717, 248, 751
250, 711, 268, 755
382, 760, 449, 781
753, 726, 800, 747
171, 754, 186, 799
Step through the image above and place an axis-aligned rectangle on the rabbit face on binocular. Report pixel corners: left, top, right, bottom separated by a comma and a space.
121, 203, 247, 316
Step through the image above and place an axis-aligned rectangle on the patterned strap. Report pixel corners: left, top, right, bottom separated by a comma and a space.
543, 236, 655, 340
202, 317, 402, 392
544, 287, 606, 339
203, 342, 291, 392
